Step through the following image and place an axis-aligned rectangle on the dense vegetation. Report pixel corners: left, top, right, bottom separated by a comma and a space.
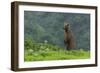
24, 37, 90, 61
25, 49, 90, 61
24, 11, 90, 61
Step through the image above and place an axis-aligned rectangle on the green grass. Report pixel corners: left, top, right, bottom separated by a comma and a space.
24, 42, 90, 61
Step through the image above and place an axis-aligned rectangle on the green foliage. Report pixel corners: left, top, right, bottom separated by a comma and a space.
24, 36, 33, 50
24, 37, 63, 52
25, 49, 90, 61
24, 39, 90, 61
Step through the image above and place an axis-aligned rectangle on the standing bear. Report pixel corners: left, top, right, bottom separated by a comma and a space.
63, 21, 76, 50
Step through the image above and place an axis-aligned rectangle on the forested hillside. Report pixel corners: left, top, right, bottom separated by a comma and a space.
24, 11, 90, 50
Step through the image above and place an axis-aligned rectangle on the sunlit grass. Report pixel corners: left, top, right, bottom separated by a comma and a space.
24, 42, 90, 61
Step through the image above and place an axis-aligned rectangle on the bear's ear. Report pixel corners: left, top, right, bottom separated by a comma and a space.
66, 23, 70, 27
64, 21, 69, 25
67, 24, 70, 27
67, 23, 69, 26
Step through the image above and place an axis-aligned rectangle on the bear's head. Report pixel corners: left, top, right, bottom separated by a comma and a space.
63, 22, 70, 32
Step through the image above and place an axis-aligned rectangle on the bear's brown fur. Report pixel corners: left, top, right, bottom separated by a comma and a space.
63, 22, 76, 50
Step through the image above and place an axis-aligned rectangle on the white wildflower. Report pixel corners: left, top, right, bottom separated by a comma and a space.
28, 49, 34, 53
44, 40, 48, 44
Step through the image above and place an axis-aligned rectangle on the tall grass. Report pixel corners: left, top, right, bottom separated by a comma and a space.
24, 42, 90, 61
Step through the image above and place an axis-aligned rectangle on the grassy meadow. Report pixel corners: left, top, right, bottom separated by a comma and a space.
24, 41, 90, 61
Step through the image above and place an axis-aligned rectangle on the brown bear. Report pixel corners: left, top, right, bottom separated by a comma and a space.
63, 21, 76, 50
